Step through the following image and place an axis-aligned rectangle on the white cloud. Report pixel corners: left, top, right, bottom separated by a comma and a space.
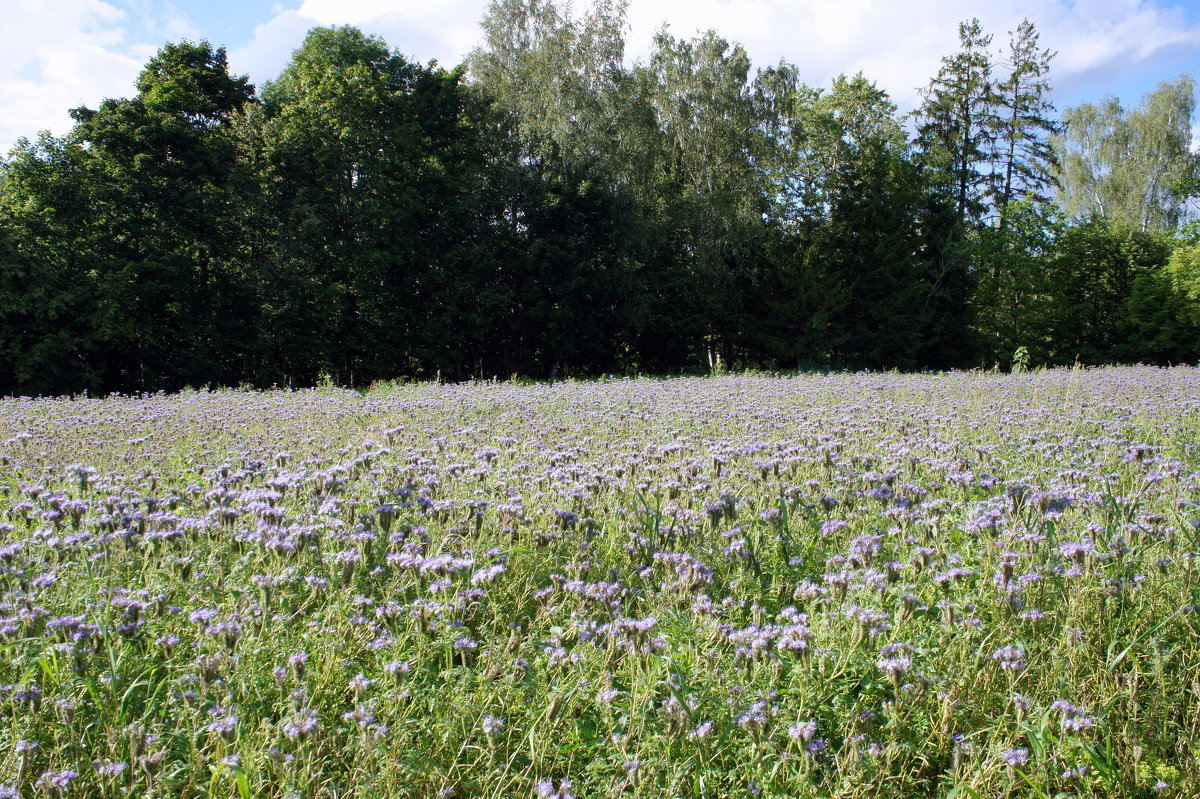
157, 1, 204, 42
228, 9, 321, 84
0, 0, 152, 153
230, 0, 485, 87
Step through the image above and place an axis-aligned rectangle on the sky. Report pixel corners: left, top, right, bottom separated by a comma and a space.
1, 0, 1198, 155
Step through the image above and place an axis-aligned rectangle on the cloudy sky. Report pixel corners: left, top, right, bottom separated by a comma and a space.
1, 0, 1198, 154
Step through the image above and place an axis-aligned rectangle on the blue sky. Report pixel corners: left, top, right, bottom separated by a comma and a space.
1, 0, 1198, 153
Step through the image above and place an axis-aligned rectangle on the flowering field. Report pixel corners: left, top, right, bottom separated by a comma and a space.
1, 368, 1198, 798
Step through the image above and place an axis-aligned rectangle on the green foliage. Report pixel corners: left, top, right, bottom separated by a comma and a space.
1044, 220, 1177, 364
1122, 238, 1200, 363
1011, 345, 1030, 372
0, 41, 255, 394
971, 200, 1064, 366
244, 26, 506, 384
801, 117, 931, 368
0, 135, 104, 395
470, 0, 631, 179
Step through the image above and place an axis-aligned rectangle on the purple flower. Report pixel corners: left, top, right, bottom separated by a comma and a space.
289, 651, 308, 677
384, 661, 411, 678
93, 760, 128, 776
991, 645, 1026, 671
342, 703, 376, 728
37, 770, 78, 791
1061, 765, 1087, 780
788, 720, 818, 742
737, 698, 772, 728
189, 608, 218, 625
207, 707, 237, 735
283, 708, 319, 740
535, 778, 574, 799
820, 520, 848, 537
877, 656, 911, 678
1051, 700, 1094, 732
1003, 748, 1029, 767
471, 563, 506, 585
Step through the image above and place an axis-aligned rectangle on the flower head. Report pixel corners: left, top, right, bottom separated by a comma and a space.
991, 645, 1026, 671
1003, 748, 1029, 767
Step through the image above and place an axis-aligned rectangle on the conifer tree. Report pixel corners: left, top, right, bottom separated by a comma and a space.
913, 18, 998, 228
991, 19, 1058, 228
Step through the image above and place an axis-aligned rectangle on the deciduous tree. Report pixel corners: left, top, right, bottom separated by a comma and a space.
1056, 76, 1199, 233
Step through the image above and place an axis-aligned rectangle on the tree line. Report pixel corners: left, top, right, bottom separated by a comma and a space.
1, 1, 1198, 395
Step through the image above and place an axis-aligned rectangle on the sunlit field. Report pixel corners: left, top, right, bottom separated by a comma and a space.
1, 367, 1197, 798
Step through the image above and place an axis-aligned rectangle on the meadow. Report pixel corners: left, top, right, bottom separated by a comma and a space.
0, 367, 1197, 798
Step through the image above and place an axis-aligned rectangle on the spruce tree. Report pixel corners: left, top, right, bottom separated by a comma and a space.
913, 18, 997, 228
991, 19, 1059, 228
